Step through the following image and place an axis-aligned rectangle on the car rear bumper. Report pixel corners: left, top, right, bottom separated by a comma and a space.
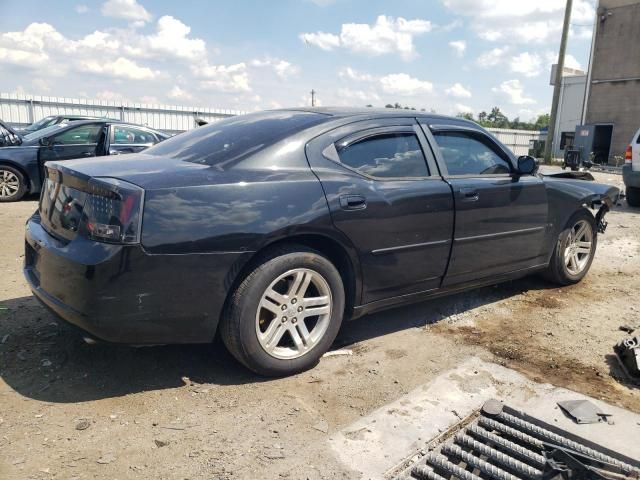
24, 214, 252, 344
623, 164, 640, 188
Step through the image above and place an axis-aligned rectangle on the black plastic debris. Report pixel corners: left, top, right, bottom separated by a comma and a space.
392, 400, 640, 480
557, 400, 611, 425
615, 336, 640, 379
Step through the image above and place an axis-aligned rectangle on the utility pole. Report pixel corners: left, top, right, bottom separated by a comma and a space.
310, 89, 316, 107
544, 0, 573, 163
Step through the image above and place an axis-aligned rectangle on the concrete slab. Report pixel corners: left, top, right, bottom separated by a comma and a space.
329, 356, 640, 479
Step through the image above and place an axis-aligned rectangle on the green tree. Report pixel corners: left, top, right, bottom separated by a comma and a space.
533, 114, 550, 130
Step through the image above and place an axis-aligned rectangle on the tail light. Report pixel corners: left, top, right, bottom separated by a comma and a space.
81, 177, 144, 244
625, 145, 632, 164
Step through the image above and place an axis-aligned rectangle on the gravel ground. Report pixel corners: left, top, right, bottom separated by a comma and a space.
1, 169, 639, 479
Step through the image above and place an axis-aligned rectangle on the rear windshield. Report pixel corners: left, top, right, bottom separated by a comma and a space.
144, 111, 329, 167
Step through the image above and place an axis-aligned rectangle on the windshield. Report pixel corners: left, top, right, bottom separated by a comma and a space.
24, 116, 58, 132
23, 123, 69, 142
144, 111, 330, 168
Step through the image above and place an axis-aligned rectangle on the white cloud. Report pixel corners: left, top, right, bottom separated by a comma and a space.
75, 4, 89, 14
338, 67, 374, 82
299, 32, 341, 51
476, 47, 509, 68
455, 103, 474, 114
192, 62, 251, 93
250, 57, 299, 79
139, 15, 206, 60
300, 15, 432, 60
545, 51, 583, 71
510, 52, 542, 77
492, 79, 535, 105
379, 73, 433, 96
336, 88, 380, 104
79, 57, 157, 80
167, 85, 193, 101
445, 83, 471, 98
96, 90, 128, 101
448, 40, 466, 57
101, 0, 152, 23
441, 0, 595, 44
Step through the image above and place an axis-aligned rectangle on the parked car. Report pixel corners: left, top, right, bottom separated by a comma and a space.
623, 127, 640, 207
23, 109, 619, 376
0, 120, 169, 201
14, 115, 106, 135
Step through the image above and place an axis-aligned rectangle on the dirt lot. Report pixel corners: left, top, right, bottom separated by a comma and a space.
1, 170, 639, 479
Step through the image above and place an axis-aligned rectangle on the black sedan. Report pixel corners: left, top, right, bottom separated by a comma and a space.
0, 120, 168, 201
15, 114, 104, 135
23, 109, 619, 376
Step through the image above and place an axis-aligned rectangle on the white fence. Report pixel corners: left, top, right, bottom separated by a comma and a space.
1, 93, 543, 153
486, 128, 542, 156
0, 93, 245, 134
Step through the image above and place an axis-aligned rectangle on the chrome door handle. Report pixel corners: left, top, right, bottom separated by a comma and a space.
459, 187, 479, 202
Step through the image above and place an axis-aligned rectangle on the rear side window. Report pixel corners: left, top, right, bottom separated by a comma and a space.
433, 131, 512, 175
113, 126, 157, 144
337, 133, 429, 179
145, 111, 329, 167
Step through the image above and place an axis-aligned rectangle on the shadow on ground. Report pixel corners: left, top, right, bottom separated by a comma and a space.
0, 275, 556, 403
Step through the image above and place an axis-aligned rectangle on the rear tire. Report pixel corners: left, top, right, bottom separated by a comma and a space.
627, 186, 640, 207
0, 165, 27, 202
220, 245, 345, 376
542, 210, 597, 285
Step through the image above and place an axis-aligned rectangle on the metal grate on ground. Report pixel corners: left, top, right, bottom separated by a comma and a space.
392, 399, 640, 480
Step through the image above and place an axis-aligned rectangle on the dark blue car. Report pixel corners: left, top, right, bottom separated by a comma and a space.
0, 119, 168, 201
23, 108, 619, 376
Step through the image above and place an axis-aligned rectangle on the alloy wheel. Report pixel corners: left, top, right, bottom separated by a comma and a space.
255, 268, 332, 360
563, 219, 593, 276
0, 169, 20, 199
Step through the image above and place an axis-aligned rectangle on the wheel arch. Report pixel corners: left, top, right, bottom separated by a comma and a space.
222, 232, 362, 328
0, 160, 31, 193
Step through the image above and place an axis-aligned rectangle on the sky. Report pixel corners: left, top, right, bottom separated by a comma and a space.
0, 0, 596, 121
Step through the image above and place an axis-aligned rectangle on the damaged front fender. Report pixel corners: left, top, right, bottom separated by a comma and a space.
541, 173, 620, 238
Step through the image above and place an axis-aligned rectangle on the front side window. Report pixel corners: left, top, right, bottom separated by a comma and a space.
337, 133, 429, 179
52, 125, 102, 145
433, 131, 512, 176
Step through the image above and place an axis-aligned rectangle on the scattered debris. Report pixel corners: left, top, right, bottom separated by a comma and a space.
615, 336, 640, 378
322, 349, 353, 357
75, 419, 91, 431
557, 400, 611, 424
1, 334, 9, 344
619, 325, 636, 334
264, 450, 285, 460
41, 359, 52, 367
154, 439, 169, 448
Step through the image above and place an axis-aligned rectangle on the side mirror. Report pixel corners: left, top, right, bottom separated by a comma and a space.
517, 155, 537, 175
39, 137, 50, 147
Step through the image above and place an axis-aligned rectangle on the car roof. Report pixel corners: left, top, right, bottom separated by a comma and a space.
268, 107, 480, 129
56, 119, 164, 132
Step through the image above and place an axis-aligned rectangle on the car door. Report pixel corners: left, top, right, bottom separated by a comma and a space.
421, 124, 549, 286
38, 123, 105, 165
306, 118, 454, 305
107, 125, 159, 155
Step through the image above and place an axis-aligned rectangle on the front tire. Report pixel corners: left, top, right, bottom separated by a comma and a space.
627, 186, 640, 207
543, 210, 597, 285
220, 246, 345, 376
0, 165, 27, 202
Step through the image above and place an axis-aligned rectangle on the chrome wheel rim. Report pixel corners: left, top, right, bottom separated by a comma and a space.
255, 268, 332, 360
0, 170, 20, 198
564, 219, 593, 275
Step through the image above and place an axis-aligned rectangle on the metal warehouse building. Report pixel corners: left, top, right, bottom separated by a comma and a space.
583, 0, 640, 161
